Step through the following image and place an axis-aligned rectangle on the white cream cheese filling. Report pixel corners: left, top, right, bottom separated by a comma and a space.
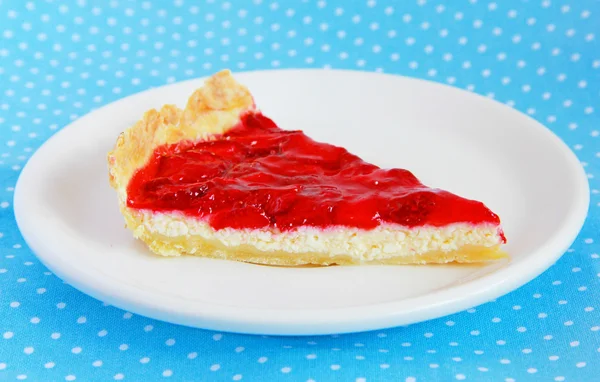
133, 210, 503, 262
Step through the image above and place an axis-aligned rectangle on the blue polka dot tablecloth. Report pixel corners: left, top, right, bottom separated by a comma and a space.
1, 0, 599, 381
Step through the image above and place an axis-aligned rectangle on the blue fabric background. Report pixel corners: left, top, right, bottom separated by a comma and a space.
1, 0, 599, 381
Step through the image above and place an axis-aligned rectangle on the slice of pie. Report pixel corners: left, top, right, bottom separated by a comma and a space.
108, 70, 507, 266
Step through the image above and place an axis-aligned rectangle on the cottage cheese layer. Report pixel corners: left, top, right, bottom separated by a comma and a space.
123, 210, 506, 265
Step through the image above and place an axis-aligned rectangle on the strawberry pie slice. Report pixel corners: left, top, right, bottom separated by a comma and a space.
108, 70, 507, 266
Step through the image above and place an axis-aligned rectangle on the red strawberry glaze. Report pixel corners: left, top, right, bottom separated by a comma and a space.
126, 112, 504, 239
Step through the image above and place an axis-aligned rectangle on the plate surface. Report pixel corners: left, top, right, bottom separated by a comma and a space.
14, 69, 589, 335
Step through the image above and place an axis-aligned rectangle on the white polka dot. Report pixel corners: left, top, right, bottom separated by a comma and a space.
140, 357, 150, 364
281, 367, 292, 373
96, 329, 108, 337
186, 352, 197, 360
210, 364, 220, 371
162, 369, 173, 377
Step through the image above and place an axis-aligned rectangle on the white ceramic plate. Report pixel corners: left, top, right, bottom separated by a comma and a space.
15, 69, 589, 336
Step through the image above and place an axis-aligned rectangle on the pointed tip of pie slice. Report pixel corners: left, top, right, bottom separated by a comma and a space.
405, 188, 500, 226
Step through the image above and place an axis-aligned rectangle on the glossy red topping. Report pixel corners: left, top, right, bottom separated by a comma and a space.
127, 112, 502, 232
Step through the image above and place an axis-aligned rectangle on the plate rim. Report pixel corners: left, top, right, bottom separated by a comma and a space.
14, 69, 590, 335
